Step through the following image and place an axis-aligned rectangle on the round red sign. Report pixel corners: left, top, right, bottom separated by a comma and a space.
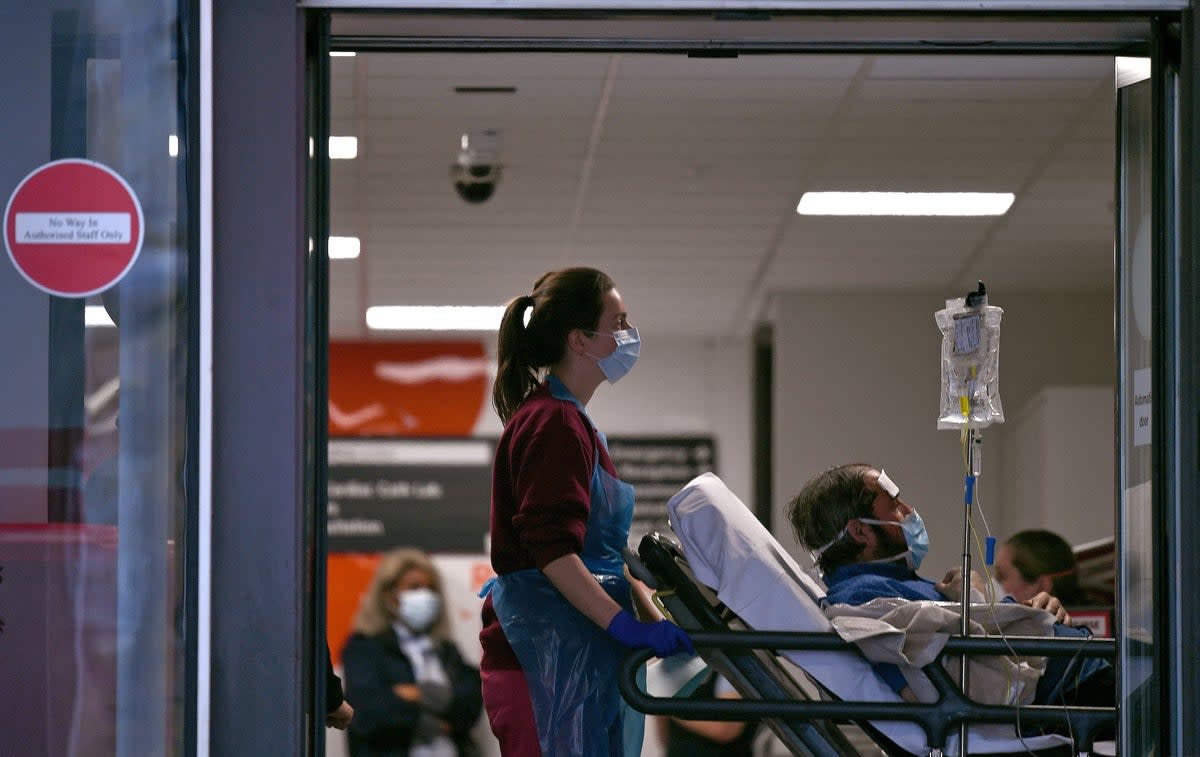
4, 159, 144, 298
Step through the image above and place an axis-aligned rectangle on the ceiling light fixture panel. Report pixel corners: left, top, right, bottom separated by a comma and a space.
328, 236, 361, 259
329, 136, 358, 160
366, 305, 505, 331
797, 191, 1015, 217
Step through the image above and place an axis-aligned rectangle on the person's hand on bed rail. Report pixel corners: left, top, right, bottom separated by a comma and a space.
1024, 591, 1072, 625
606, 609, 695, 657
934, 567, 987, 602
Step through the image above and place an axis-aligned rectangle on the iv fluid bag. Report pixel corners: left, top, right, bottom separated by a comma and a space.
936, 296, 1004, 430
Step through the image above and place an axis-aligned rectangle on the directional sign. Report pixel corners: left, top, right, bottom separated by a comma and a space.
327, 438, 493, 553
607, 436, 717, 546
4, 159, 143, 297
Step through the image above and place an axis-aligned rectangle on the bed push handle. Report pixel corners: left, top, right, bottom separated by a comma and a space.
622, 546, 660, 590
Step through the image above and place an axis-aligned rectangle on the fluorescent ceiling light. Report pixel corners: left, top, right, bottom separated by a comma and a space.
1115, 56, 1151, 87
329, 236, 360, 259
168, 135, 179, 157
85, 306, 116, 328
329, 136, 358, 160
330, 51, 357, 58
367, 305, 505, 331
797, 191, 1014, 217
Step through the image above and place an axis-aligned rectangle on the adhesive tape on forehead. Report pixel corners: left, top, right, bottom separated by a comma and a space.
876, 470, 900, 498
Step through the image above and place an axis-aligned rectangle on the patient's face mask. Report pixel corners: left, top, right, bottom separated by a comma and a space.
584, 327, 641, 384
855, 511, 930, 572
811, 469, 929, 571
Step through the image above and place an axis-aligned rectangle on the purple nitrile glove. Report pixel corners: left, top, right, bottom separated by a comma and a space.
605, 609, 694, 658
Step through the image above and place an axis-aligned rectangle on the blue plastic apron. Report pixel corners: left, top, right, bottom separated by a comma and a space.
481, 377, 645, 756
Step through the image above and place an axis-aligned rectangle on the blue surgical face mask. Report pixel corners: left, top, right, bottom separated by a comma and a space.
857, 511, 930, 571
814, 510, 930, 572
396, 588, 441, 633
584, 327, 640, 384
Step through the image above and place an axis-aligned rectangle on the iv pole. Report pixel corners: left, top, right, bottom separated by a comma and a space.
939, 281, 995, 757
958, 429, 979, 757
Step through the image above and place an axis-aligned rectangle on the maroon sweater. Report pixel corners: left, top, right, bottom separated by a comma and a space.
480, 381, 618, 671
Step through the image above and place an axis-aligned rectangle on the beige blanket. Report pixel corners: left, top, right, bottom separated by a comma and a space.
824, 598, 1056, 705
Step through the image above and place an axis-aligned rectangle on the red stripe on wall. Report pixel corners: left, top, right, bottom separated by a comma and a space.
0, 427, 49, 469
0, 522, 118, 545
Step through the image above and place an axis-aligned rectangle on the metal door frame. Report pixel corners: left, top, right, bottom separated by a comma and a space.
206, 3, 1199, 754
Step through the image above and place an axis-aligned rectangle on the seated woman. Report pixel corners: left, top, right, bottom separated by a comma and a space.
994, 529, 1111, 608
342, 549, 482, 757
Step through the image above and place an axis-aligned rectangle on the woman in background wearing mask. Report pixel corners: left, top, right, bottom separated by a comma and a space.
479, 268, 693, 757
342, 549, 482, 757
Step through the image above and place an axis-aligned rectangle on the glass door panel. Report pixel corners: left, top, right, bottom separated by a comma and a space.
1116, 66, 1155, 757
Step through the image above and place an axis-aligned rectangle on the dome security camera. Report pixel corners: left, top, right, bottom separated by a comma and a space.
451, 129, 503, 205
450, 162, 503, 204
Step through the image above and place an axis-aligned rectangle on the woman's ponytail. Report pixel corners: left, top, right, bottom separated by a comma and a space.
492, 295, 537, 423
491, 267, 615, 424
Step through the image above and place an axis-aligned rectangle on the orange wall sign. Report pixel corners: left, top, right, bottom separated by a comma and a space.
329, 341, 489, 437
327, 552, 383, 667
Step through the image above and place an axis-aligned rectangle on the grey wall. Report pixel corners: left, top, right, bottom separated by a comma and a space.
1000, 385, 1115, 545
980, 292, 1116, 542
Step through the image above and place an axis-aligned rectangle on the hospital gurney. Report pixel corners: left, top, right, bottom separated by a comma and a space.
618, 473, 1116, 757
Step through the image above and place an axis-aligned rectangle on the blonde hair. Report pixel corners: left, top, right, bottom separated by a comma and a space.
351, 548, 450, 640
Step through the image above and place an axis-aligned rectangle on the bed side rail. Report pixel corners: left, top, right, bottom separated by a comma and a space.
619, 631, 1115, 748
623, 533, 1117, 753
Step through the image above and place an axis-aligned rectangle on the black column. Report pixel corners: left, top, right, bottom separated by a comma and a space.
211, 2, 312, 755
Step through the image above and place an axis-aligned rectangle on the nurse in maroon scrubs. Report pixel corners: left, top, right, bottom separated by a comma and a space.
478, 267, 693, 756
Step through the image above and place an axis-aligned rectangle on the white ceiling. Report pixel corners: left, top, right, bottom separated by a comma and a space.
328, 51, 1116, 339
